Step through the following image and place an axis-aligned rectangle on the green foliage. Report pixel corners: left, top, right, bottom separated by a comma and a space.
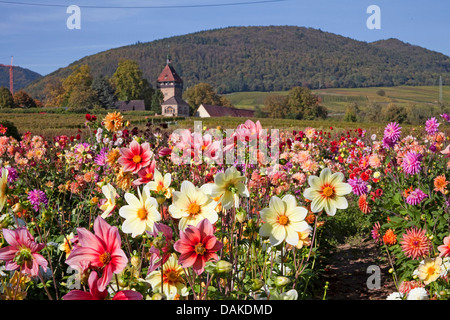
0, 119, 20, 140
0, 86, 14, 109
183, 82, 233, 115
343, 102, 360, 122
110, 59, 148, 101
24, 26, 450, 101
91, 76, 117, 109
382, 103, 408, 123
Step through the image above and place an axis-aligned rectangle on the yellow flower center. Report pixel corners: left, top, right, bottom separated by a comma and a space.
99, 252, 111, 266
156, 182, 165, 193
278, 215, 289, 226
194, 243, 206, 255
133, 155, 142, 163
427, 266, 436, 276
322, 185, 334, 198
137, 207, 148, 220
188, 203, 200, 216
165, 270, 180, 283
145, 172, 153, 179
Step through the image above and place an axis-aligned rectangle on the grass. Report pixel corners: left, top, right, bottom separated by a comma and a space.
226, 85, 449, 114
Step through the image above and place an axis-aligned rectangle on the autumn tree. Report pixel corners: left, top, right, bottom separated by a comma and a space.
183, 82, 233, 115
59, 64, 93, 106
43, 78, 65, 107
0, 87, 14, 109
286, 86, 327, 120
67, 86, 98, 111
264, 94, 288, 118
13, 90, 36, 108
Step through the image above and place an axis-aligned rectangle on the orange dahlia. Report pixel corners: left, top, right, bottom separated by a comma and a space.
400, 227, 429, 260
358, 194, 371, 214
103, 111, 124, 132
434, 175, 449, 193
383, 229, 397, 245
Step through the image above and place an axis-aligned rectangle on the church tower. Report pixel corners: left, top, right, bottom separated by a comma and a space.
156, 55, 190, 117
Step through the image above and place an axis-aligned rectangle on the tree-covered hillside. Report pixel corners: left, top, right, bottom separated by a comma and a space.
25, 25, 450, 100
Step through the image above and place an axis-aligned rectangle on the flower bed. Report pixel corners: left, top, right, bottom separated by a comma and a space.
0, 112, 449, 300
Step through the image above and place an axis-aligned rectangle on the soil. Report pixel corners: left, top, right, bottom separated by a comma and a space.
321, 239, 396, 300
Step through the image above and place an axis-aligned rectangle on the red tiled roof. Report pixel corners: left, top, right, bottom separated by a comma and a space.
157, 64, 183, 83
199, 104, 255, 118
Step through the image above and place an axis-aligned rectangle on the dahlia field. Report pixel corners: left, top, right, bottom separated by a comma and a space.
0, 112, 449, 301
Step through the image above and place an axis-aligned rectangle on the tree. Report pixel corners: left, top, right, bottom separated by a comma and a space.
0, 87, 14, 109
67, 86, 98, 111
183, 82, 233, 115
382, 103, 408, 124
91, 76, 117, 109
343, 102, 360, 122
110, 59, 147, 101
43, 78, 65, 107
59, 64, 93, 106
150, 89, 164, 114
13, 90, 36, 108
264, 94, 288, 118
286, 86, 326, 120
365, 102, 383, 122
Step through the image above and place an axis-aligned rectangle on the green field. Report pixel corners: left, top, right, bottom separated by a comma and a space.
225, 85, 450, 114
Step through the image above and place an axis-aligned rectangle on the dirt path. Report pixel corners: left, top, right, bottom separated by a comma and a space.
321, 240, 396, 300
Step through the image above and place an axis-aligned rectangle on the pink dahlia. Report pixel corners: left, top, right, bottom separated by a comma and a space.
406, 188, 428, 205
147, 222, 174, 273
0, 227, 48, 276
63, 271, 142, 300
65, 216, 128, 292
398, 280, 424, 295
401, 151, 422, 175
347, 177, 368, 196
118, 140, 153, 174
425, 117, 440, 135
133, 159, 156, 186
438, 235, 450, 257
400, 227, 429, 260
371, 221, 381, 243
383, 122, 402, 142
173, 218, 223, 275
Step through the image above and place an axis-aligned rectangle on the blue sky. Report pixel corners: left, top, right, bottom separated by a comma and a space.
1, 0, 449, 76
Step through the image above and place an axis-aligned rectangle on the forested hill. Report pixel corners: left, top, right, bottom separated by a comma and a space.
25, 25, 450, 99
0, 65, 42, 92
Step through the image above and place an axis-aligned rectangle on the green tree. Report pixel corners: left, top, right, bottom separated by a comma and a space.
183, 82, 233, 115
110, 59, 148, 101
365, 102, 383, 122
59, 64, 93, 106
91, 76, 117, 109
67, 86, 98, 111
343, 102, 360, 122
286, 86, 326, 120
0, 87, 14, 109
150, 89, 164, 115
382, 103, 408, 123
